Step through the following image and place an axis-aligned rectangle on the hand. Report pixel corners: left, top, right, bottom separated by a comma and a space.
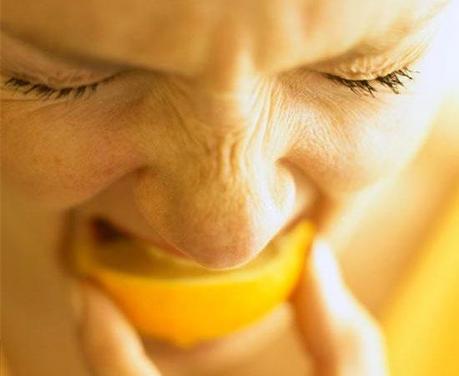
75, 282, 162, 376
75, 240, 388, 376
291, 240, 388, 376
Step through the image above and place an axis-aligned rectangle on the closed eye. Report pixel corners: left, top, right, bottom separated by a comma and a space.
3, 76, 113, 100
325, 67, 416, 96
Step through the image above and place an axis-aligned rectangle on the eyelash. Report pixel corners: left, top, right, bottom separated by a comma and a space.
3, 67, 415, 101
325, 67, 416, 96
3, 77, 102, 100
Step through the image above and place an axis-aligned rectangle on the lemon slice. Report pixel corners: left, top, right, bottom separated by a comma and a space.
73, 221, 314, 347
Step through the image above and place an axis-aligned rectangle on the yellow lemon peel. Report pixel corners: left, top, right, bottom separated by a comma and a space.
73, 221, 314, 347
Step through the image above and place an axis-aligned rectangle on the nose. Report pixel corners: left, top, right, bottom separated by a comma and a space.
133, 82, 297, 269
135, 159, 296, 269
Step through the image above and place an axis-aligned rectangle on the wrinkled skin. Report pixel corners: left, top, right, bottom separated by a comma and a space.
0, 0, 455, 374
1, 0, 451, 267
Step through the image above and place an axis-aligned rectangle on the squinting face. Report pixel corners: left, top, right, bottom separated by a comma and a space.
0, 0, 451, 268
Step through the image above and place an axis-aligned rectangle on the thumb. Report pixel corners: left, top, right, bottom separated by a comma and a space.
75, 281, 162, 376
291, 240, 388, 376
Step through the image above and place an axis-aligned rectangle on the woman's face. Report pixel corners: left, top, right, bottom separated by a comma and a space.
1, 0, 450, 268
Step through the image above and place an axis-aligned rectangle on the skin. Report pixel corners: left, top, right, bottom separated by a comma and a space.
1, 0, 456, 374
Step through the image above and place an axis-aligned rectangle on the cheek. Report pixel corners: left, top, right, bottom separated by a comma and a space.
286, 85, 440, 196
1, 106, 140, 209
337, 104, 433, 184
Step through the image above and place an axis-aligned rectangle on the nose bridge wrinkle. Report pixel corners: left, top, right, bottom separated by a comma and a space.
133, 133, 297, 268
213, 129, 247, 183
183, 76, 275, 156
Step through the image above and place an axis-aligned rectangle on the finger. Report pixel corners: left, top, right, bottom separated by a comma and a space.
77, 281, 162, 376
291, 240, 388, 376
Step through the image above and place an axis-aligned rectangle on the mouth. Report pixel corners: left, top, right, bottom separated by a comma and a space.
90, 217, 195, 262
